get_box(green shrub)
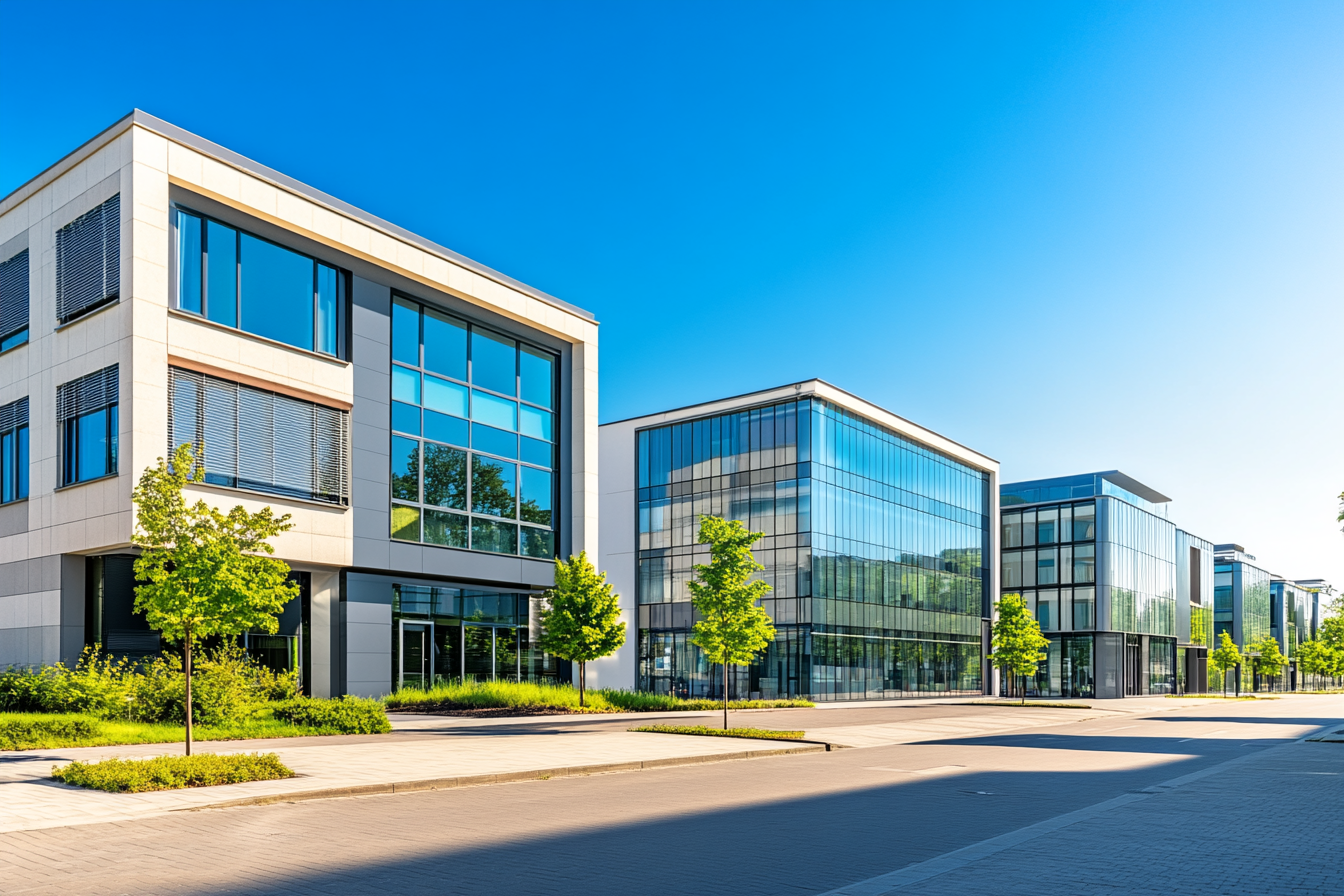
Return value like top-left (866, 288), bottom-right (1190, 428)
top-left (0, 648), bottom-right (138, 718)
top-left (132, 643), bottom-right (300, 725)
top-left (272, 696), bottom-right (391, 734)
top-left (52, 752), bottom-right (294, 793)
top-left (0, 715), bottom-right (101, 750)
top-left (630, 724), bottom-right (807, 740)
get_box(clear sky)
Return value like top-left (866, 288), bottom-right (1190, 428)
top-left (2, 2), bottom-right (1341, 587)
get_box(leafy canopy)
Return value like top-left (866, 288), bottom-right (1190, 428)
top-left (537, 552), bottom-right (626, 664)
top-left (1210, 631), bottom-right (1243, 679)
top-left (687, 516), bottom-right (775, 667)
top-left (1250, 635), bottom-right (1287, 679)
top-left (991, 593), bottom-right (1049, 677)
top-left (132, 444), bottom-right (298, 643)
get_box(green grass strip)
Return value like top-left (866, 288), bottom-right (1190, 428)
top-left (51, 752), bottom-right (294, 793)
top-left (383, 679), bottom-right (814, 713)
top-left (630, 724), bottom-right (806, 740)
top-left (0, 711), bottom-right (379, 751)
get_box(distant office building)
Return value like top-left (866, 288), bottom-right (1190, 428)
top-left (595, 381), bottom-right (999, 701)
top-left (1000, 472), bottom-right (1215, 698)
top-left (1213, 545), bottom-right (1272, 651)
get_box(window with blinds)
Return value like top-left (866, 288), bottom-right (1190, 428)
top-left (0, 396), bottom-right (28, 504)
top-left (58, 365), bottom-right (119, 486)
top-left (56, 194), bottom-right (120, 325)
top-left (168, 366), bottom-right (350, 505)
top-left (0, 248), bottom-right (28, 352)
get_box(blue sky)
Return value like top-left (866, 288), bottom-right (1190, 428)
top-left (3, 1), bottom-right (1341, 586)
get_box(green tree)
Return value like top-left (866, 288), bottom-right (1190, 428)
top-left (1295, 638), bottom-right (1331, 687)
top-left (132, 444), bottom-right (299, 754)
top-left (990, 594), bottom-right (1049, 704)
top-left (1250, 635), bottom-right (1287, 691)
top-left (537, 552), bottom-right (626, 707)
top-left (687, 516), bottom-right (775, 729)
top-left (1210, 631), bottom-right (1243, 697)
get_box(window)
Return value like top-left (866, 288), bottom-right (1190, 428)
top-left (56, 195), bottom-right (119, 324)
top-left (174, 208), bottom-right (346, 357)
top-left (168, 367), bottom-right (350, 505)
top-left (58, 366), bottom-right (118, 486)
top-left (0, 248), bottom-right (29, 352)
top-left (0, 397), bottom-right (28, 503)
top-left (389, 296), bottom-right (558, 558)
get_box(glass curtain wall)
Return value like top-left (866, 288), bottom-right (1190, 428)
top-left (636, 397), bottom-right (989, 700)
top-left (1104, 498), bottom-right (1177, 638)
top-left (1000, 500), bottom-right (1097, 632)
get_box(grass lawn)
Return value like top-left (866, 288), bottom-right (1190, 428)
top-left (384, 679), bottom-right (815, 714)
top-left (0, 711), bottom-right (378, 751)
top-left (52, 752), bottom-right (294, 793)
top-left (630, 724), bottom-right (808, 741)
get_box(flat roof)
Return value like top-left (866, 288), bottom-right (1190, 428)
top-left (1002, 470), bottom-right (1172, 505)
top-left (0, 109), bottom-right (594, 322)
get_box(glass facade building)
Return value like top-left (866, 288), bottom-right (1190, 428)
top-left (609, 382), bottom-right (997, 702)
top-left (1000, 472), bottom-right (1214, 698)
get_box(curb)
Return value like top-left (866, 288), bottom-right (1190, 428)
top-left (183, 743), bottom-right (827, 811)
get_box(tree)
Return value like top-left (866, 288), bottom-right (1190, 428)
top-left (1210, 631), bottom-right (1243, 697)
top-left (687, 516), bottom-right (775, 729)
top-left (537, 551), bottom-right (626, 707)
top-left (990, 594), bottom-right (1048, 704)
top-left (1296, 638), bottom-right (1330, 688)
top-left (1250, 635), bottom-right (1287, 691)
top-left (132, 444), bottom-right (299, 754)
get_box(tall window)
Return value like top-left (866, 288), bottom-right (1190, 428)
top-left (168, 367), bottom-right (350, 505)
top-left (0, 248), bottom-right (29, 352)
top-left (56, 195), bottom-right (120, 325)
top-left (58, 366), bottom-right (118, 486)
top-left (0, 397), bottom-right (28, 504)
top-left (389, 296), bottom-right (558, 558)
top-left (174, 207), bottom-right (346, 358)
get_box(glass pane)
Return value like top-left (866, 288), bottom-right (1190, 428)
top-left (1037, 508), bottom-right (1058, 545)
top-left (392, 299), bottom-right (420, 366)
top-left (1002, 513), bottom-right (1021, 549)
top-left (424, 376), bottom-right (467, 417)
top-left (471, 329), bottom-right (516, 396)
top-left (519, 466), bottom-right (552, 526)
top-left (206, 220), bottom-right (237, 328)
top-left (1073, 503), bottom-right (1096, 541)
top-left (424, 310), bottom-right (467, 381)
top-left (464, 625), bottom-right (494, 679)
top-left (1074, 545), bottom-right (1096, 583)
top-left (471, 518), bottom-right (518, 555)
top-left (1037, 547), bottom-right (1057, 585)
top-left (519, 405), bottom-right (552, 441)
top-left (472, 455), bottom-right (516, 518)
top-left (495, 626), bottom-right (520, 680)
top-left (519, 346), bottom-right (554, 409)
top-left (522, 526), bottom-right (554, 559)
top-left (176, 211), bottom-right (202, 313)
top-left (240, 234), bottom-right (313, 350)
top-left (391, 504), bottom-right (421, 541)
top-left (424, 509), bottom-right (468, 548)
top-left (471, 390), bottom-right (517, 430)
top-left (1038, 589), bottom-right (1058, 631)
top-left (423, 443), bottom-right (467, 509)
top-left (1022, 510), bottom-right (1036, 547)
top-left (16, 427), bottom-right (26, 498)
top-left (316, 264), bottom-right (338, 356)
top-left (424, 411), bottom-right (468, 447)
top-left (391, 366), bottom-right (421, 405)
top-left (390, 436), bottom-right (420, 502)
top-left (1, 432), bottom-right (11, 503)
top-left (392, 401), bottom-right (421, 435)
top-left (76, 409), bottom-right (109, 481)
top-left (520, 436), bottom-right (553, 469)
top-left (472, 423), bottom-right (517, 460)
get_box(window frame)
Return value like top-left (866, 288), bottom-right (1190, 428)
top-left (60, 404), bottom-right (118, 488)
top-left (0, 247), bottom-right (30, 353)
top-left (0, 399), bottom-right (28, 504)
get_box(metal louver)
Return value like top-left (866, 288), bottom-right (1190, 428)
top-left (0, 248), bottom-right (28, 339)
top-left (168, 366), bottom-right (349, 505)
top-left (56, 194), bottom-right (120, 324)
top-left (0, 396), bottom-right (27, 432)
top-left (57, 365), bottom-right (118, 425)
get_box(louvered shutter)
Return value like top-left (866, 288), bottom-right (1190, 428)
top-left (56, 195), bottom-right (120, 324)
top-left (57, 365), bottom-right (119, 425)
top-left (0, 249), bottom-right (29, 340)
top-left (0, 396), bottom-right (27, 432)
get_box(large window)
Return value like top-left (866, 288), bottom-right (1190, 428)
top-left (168, 367), bottom-right (350, 505)
top-left (56, 195), bottom-right (120, 325)
top-left (0, 248), bottom-right (29, 352)
top-left (389, 296), bottom-right (558, 558)
top-left (58, 366), bottom-right (118, 486)
top-left (174, 208), bottom-right (346, 357)
top-left (0, 397), bottom-right (28, 503)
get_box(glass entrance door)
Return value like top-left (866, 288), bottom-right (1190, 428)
top-left (399, 621), bottom-right (433, 689)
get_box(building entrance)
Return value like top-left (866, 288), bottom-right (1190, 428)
top-left (399, 620), bottom-right (433, 690)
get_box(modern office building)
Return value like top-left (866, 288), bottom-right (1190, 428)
top-left (0, 111), bottom-right (598, 696)
top-left (594, 381), bottom-right (999, 701)
top-left (1000, 472), bottom-right (1215, 698)
top-left (1212, 545), bottom-right (1272, 654)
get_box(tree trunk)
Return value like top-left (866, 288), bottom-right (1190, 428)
top-left (723, 662), bottom-right (729, 730)
top-left (1020, 673), bottom-right (1025, 706)
top-left (579, 661), bottom-right (585, 708)
top-left (184, 628), bottom-right (193, 757)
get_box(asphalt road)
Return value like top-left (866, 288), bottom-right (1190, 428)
top-left (2, 695), bottom-right (1340, 896)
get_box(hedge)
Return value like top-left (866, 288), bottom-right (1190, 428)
top-left (52, 752), bottom-right (294, 793)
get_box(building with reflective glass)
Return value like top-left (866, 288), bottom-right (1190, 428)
top-left (594, 381), bottom-right (999, 701)
top-left (1000, 472), bottom-right (1215, 698)
top-left (0, 112), bottom-right (598, 695)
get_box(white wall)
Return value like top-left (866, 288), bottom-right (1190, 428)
top-left (588, 419), bottom-right (638, 690)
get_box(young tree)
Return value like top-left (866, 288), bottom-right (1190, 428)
top-left (990, 594), bottom-right (1049, 705)
top-left (1250, 635), bottom-right (1287, 691)
top-left (133, 444), bottom-right (299, 754)
top-left (537, 551), bottom-right (626, 708)
top-left (1210, 631), bottom-right (1243, 697)
top-left (1295, 638), bottom-right (1329, 689)
top-left (687, 516), bottom-right (775, 729)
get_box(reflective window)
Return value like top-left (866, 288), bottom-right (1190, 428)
top-left (0, 398), bottom-right (28, 504)
top-left (58, 366), bottom-right (118, 487)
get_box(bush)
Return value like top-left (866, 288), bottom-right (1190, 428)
top-left (0, 648), bottom-right (137, 718)
top-left (272, 696), bottom-right (391, 734)
top-left (52, 752), bottom-right (294, 793)
top-left (630, 724), bottom-right (807, 740)
top-left (0, 715), bottom-right (101, 750)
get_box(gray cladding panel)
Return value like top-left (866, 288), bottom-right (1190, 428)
top-left (0, 556), bottom-right (60, 598)
top-left (0, 502), bottom-right (28, 539)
